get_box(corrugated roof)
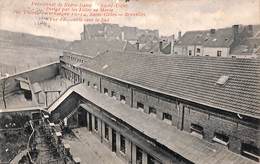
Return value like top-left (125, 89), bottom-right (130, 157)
top-left (80, 51), bottom-right (260, 118)
top-left (64, 39), bottom-right (126, 58)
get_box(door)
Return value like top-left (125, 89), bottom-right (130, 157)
top-left (112, 128), bottom-right (117, 152)
top-left (78, 109), bottom-right (87, 127)
top-left (88, 113), bottom-right (92, 131)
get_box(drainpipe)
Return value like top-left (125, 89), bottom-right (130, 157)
top-left (99, 77), bottom-right (102, 93)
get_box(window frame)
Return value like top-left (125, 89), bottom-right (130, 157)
top-left (120, 135), bottom-right (126, 154)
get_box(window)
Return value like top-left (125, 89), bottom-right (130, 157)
top-left (213, 132), bottom-right (229, 146)
top-left (87, 81), bottom-right (90, 86)
top-left (241, 143), bottom-right (260, 162)
top-left (163, 113), bottom-right (172, 121)
top-left (148, 154), bottom-right (161, 164)
top-left (104, 123), bottom-right (109, 140)
top-left (111, 91), bottom-right (116, 99)
top-left (104, 88), bottom-right (108, 95)
top-left (137, 102), bottom-right (144, 110)
top-left (190, 123), bottom-right (203, 138)
top-left (217, 50), bottom-right (222, 57)
top-left (120, 95), bottom-right (126, 104)
top-left (136, 146), bottom-right (143, 164)
top-left (120, 135), bottom-right (126, 154)
top-left (188, 50), bottom-right (192, 56)
top-left (94, 116), bottom-right (98, 131)
top-left (196, 48), bottom-right (201, 53)
top-left (149, 107), bottom-right (157, 115)
top-left (163, 113), bottom-right (172, 125)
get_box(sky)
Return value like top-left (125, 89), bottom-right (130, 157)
top-left (0, 0), bottom-right (259, 41)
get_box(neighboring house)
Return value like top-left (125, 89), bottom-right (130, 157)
top-left (174, 25), bottom-right (260, 58)
top-left (230, 25), bottom-right (260, 58)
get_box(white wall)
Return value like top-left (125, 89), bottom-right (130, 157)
top-left (203, 47), bottom-right (230, 57)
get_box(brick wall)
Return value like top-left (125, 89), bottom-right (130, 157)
top-left (183, 105), bottom-right (260, 153)
top-left (78, 69), bottom-right (260, 158)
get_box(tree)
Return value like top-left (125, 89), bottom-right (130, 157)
top-left (1, 73), bottom-right (9, 109)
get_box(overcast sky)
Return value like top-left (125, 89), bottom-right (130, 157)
top-left (0, 0), bottom-right (259, 40)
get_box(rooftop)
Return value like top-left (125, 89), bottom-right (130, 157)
top-left (80, 51), bottom-right (260, 118)
top-left (48, 84), bottom-right (258, 164)
top-left (175, 28), bottom-right (234, 47)
top-left (64, 39), bottom-right (126, 58)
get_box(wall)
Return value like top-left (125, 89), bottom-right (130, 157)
top-left (173, 45), bottom-right (185, 55)
top-left (203, 47), bottom-right (230, 57)
top-left (182, 105), bottom-right (260, 154)
top-left (50, 92), bottom-right (81, 123)
top-left (0, 62), bottom-right (59, 99)
top-left (101, 77), bottom-right (132, 106)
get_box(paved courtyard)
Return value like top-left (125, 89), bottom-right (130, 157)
top-left (63, 128), bottom-right (123, 164)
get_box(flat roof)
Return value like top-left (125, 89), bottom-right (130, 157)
top-left (48, 84), bottom-right (257, 164)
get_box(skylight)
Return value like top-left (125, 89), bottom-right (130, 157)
top-left (212, 38), bottom-right (217, 42)
top-left (216, 75), bottom-right (229, 85)
top-left (102, 64), bottom-right (109, 70)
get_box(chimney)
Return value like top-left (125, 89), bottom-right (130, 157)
top-left (210, 29), bottom-right (216, 34)
top-left (121, 31), bottom-right (125, 41)
top-left (232, 24), bottom-right (239, 43)
top-left (136, 40), bottom-right (140, 51)
top-left (171, 34), bottom-right (175, 55)
top-left (83, 25), bottom-right (87, 40)
top-left (159, 41), bottom-right (163, 52)
top-left (248, 25), bottom-right (253, 37)
top-left (178, 31), bottom-right (182, 40)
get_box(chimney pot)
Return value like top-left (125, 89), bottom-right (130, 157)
top-left (210, 29), bottom-right (216, 34)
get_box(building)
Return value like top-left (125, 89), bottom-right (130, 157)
top-left (60, 39), bottom-right (126, 84)
top-left (174, 24), bottom-right (260, 58)
top-left (56, 50), bottom-right (260, 163)
top-left (81, 23), bottom-right (159, 42)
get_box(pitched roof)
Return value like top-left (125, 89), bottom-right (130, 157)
top-left (80, 51), bottom-right (260, 118)
top-left (64, 39), bottom-right (126, 58)
top-left (176, 28), bottom-right (234, 47)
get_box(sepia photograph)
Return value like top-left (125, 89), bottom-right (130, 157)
top-left (0, 0), bottom-right (259, 163)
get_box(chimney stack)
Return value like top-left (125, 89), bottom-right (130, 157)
top-left (210, 29), bottom-right (216, 34)
top-left (136, 40), bottom-right (140, 51)
top-left (248, 25), bottom-right (253, 37)
top-left (171, 34), bottom-right (175, 55)
top-left (232, 25), bottom-right (239, 43)
top-left (178, 31), bottom-right (182, 40)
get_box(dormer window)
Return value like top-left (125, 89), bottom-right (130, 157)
top-left (216, 75), bottom-right (229, 86)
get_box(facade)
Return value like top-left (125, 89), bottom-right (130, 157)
top-left (174, 25), bottom-right (260, 58)
top-left (57, 51), bottom-right (260, 163)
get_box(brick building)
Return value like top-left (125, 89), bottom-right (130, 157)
top-left (55, 50), bottom-right (260, 163)
top-left (60, 39), bottom-right (126, 84)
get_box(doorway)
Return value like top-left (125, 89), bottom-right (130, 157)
top-left (112, 128), bottom-right (117, 152)
top-left (78, 109), bottom-right (87, 127)
top-left (88, 113), bottom-right (92, 131)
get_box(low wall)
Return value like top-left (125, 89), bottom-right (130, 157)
top-left (0, 62), bottom-right (60, 99)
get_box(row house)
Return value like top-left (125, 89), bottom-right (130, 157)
top-left (174, 24), bottom-right (259, 58)
top-left (56, 50), bottom-right (260, 163)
